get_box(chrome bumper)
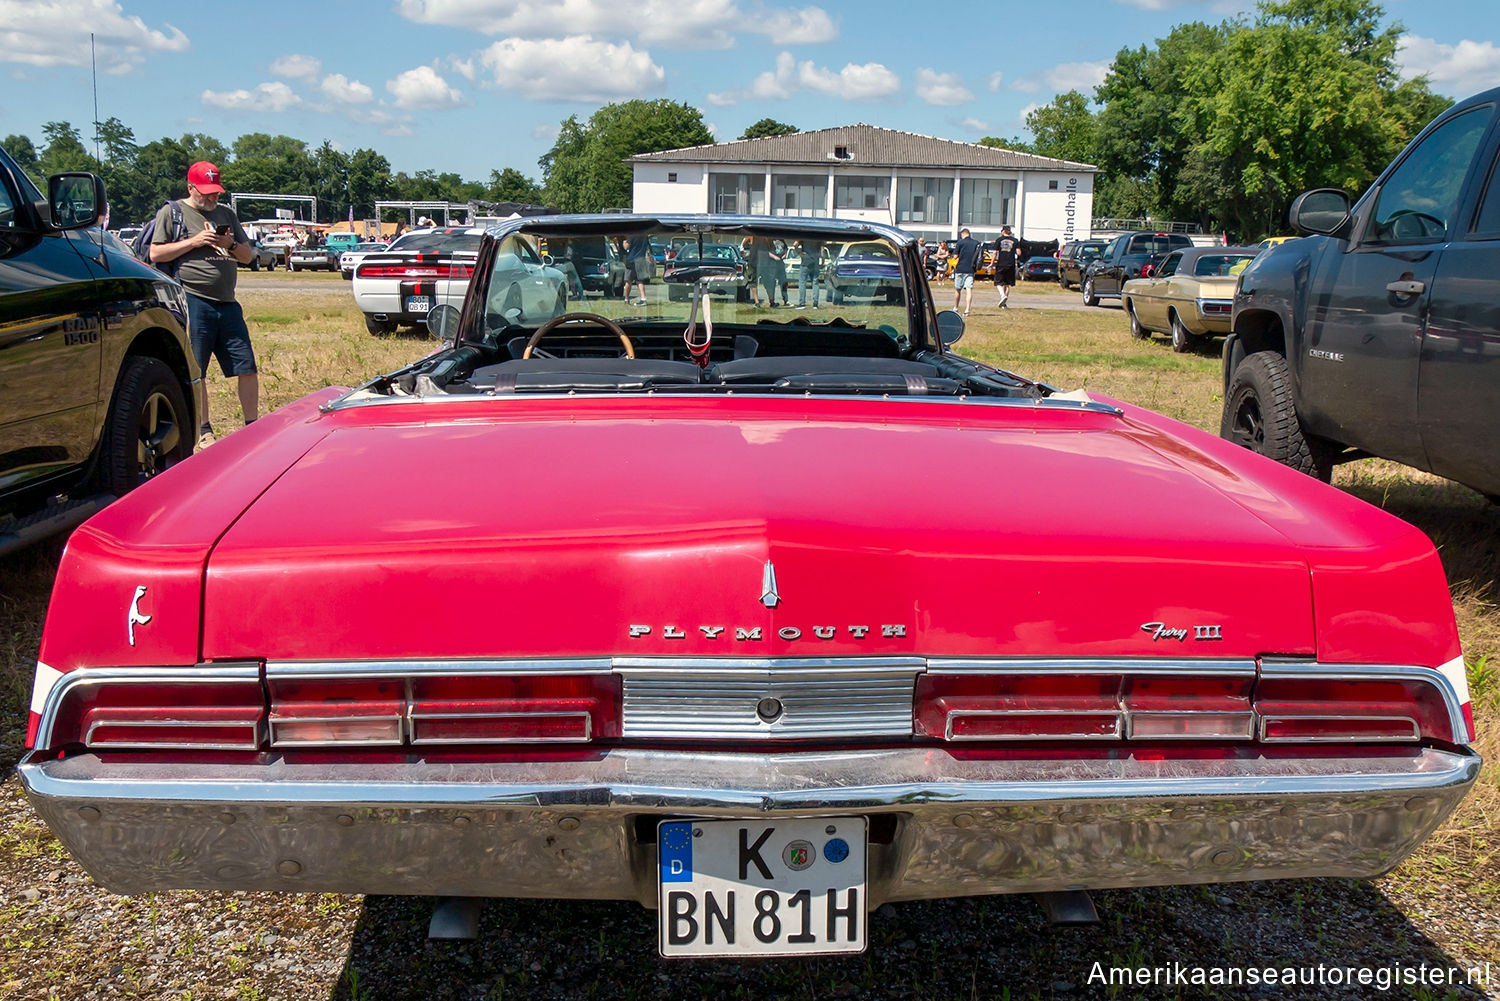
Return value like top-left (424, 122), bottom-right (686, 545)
top-left (19, 747), bottom-right (1479, 905)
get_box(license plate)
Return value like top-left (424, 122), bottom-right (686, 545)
top-left (406, 295), bottom-right (431, 313)
top-left (658, 817), bottom-right (866, 957)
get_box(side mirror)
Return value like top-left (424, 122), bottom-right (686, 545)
top-left (1288, 188), bottom-right (1351, 237)
top-left (426, 303), bottom-right (461, 344)
top-left (47, 173), bottom-right (106, 230)
top-left (936, 309), bottom-right (965, 346)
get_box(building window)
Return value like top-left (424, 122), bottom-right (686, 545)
top-left (709, 172), bottom-right (766, 214)
top-left (895, 177), bottom-right (953, 225)
top-left (771, 173), bottom-right (827, 217)
top-left (667, 172), bottom-right (678, 183)
top-left (959, 177), bottom-right (1017, 227)
top-left (1048, 179), bottom-right (1059, 190)
top-left (834, 145), bottom-right (849, 159)
top-left (834, 175), bottom-right (887, 211)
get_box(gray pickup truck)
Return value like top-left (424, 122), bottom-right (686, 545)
top-left (1221, 86), bottom-right (1500, 500)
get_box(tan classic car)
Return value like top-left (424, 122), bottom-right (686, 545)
top-left (1122, 246), bottom-right (1260, 352)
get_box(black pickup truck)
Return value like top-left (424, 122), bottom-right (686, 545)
top-left (1080, 231), bottom-right (1194, 306)
top-left (1221, 86), bottom-right (1500, 499)
top-left (0, 146), bottom-right (199, 554)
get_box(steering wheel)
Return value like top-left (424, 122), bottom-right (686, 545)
top-left (522, 312), bottom-right (635, 359)
top-left (1384, 209), bottom-right (1445, 241)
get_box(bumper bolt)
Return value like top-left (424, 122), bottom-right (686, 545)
top-left (218, 812), bottom-right (236, 825)
top-left (1209, 849), bottom-right (1235, 867)
top-left (276, 859), bottom-right (303, 877)
top-left (77, 806), bottom-right (100, 821)
top-left (336, 814), bottom-right (354, 827)
top-left (1404, 796), bottom-right (1429, 812)
top-left (953, 813), bottom-right (975, 828)
top-left (558, 817), bottom-right (581, 832)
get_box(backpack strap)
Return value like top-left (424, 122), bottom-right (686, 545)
top-left (168, 200), bottom-right (186, 243)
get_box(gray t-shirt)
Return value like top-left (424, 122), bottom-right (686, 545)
top-left (152, 199), bottom-right (248, 302)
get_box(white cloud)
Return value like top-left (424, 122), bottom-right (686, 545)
top-left (745, 50), bottom-right (898, 101)
top-left (201, 81), bottom-right (301, 112)
top-left (916, 68), bottom-right (973, 106)
top-left (959, 116), bottom-right (989, 132)
top-left (1009, 60), bottom-right (1110, 97)
top-left (0, 0), bottom-right (188, 72)
top-left (1398, 34), bottom-right (1500, 92)
top-left (706, 90), bottom-right (739, 107)
top-left (1114, 0), bottom-right (1187, 8)
top-left (396, 0), bottom-right (835, 49)
top-left (320, 73), bottom-right (374, 104)
top-left (755, 6), bottom-right (838, 44)
top-left (532, 122), bottom-right (560, 141)
top-left (270, 53), bottom-right (321, 80)
top-left (386, 65), bottom-right (466, 109)
top-left (478, 36), bottom-right (665, 101)
top-left (988, 71), bottom-right (1003, 92)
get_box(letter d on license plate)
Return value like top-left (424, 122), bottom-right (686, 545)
top-left (657, 817), bottom-right (866, 957)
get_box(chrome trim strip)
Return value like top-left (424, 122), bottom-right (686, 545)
top-left (408, 710), bottom-right (593, 745)
top-left (944, 709), bottom-right (1123, 742)
top-left (265, 658), bottom-right (614, 679)
top-left (321, 390), bottom-right (1125, 418)
top-left (1259, 715), bottom-right (1421, 744)
top-left (926, 658), bottom-right (1258, 676)
top-left (613, 656), bottom-right (925, 673)
top-left (34, 664), bottom-right (262, 750)
top-left (83, 718), bottom-right (264, 753)
top-left (1125, 710), bottom-right (1256, 741)
top-left (1259, 660), bottom-right (1470, 746)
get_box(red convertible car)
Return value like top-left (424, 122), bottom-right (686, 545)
top-left (21, 215), bottom-right (1479, 958)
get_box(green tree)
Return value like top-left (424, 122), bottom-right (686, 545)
top-left (347, 148), bottom-right (394, 220)
top-left (541, 100), bottom-right (714, 212)
top-left (486, 167), bottom-right (544, 204)
top-left (739, 118), bottom-right (798, 140)
top-left (2, 134), bottom-right (39, 176)
top-left (39, 121), bottom-right (93, 174)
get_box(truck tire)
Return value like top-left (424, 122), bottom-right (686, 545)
top-left (1082, 277), bottom-right (1098, 308)
top-left (94, 356), bottom-right (193, 496)
top-left (1221, 351), bottom-right (1332, 481)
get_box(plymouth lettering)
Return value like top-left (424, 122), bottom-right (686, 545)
top-left (629, 624), bottom-right (908, 641)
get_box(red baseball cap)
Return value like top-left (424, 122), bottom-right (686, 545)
top-left (187, 161), bottom-right (225, 194)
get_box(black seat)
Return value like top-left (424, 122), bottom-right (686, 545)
top-left (470, 357), bottom-right (704, 393)
top-left (710, 356), bottom-right (940, 384)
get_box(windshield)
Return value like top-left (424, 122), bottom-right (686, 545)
top-left (472, 223), bottom-right (916, 347)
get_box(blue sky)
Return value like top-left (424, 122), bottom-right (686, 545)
top-left (3, 0), bottom-right (1498, 183)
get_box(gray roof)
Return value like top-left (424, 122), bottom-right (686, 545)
top-left (631, 124), bottom-right (1096, 172)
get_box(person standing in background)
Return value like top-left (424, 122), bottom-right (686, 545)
top-left (149, 161), bottom-right (255, 449)
top-left (796, 238), bottom-right (824, 308)
top-left (993, 225), bottom-right (1020, 308)
top-left (951, 227), bottom-right (980, 315)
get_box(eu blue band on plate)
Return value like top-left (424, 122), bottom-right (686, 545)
top-left (659, 822), bottom-right (694, 883)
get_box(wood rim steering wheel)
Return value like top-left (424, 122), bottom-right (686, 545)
top-left (522, 312), bottom-right (635, 359)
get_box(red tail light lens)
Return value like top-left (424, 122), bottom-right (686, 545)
top-left (409, 675), bottom-right (621, 744)
top-left (50, 679), bottom-right (265, 751)
top-left (356, 263), bottom-right (473, 280)
top-left (915, 674), bottom-right (1122, 741)
top-left (1254, 678), bottom-right (1448, 743)
top-left (269, 678), bottom-right (405, 746)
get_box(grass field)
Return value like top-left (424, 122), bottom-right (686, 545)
top-left (0, 272), bottom-right (1494, 999)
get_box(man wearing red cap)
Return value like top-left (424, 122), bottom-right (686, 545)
top-left (150, 160), bottom-right (256, 449)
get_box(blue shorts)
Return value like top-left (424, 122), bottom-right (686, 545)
top-left (953, 273), bottom-right (975, 290)
top-left (186, 293), bottom-right (257, 378)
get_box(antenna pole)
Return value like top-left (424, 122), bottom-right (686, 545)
top-left (91, 33), bottom-right (101, 169)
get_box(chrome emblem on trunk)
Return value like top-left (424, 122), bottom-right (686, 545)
top-left (128, 585), bottom-right (152, 647)
top-left (1141, 621), bottom-right (1223, 642)
top-left (760, 561), bottom-right (780, 608)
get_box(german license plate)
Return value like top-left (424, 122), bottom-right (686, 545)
top-left (406, 294), bottom-right (431, 313)
top-left (658, 817), bottom-right (866, 957)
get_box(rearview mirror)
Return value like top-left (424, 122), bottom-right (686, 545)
top-left (426, 303), bottom-right (461, 343)
top-left (936, 309), bottom-right (965, 346)
top-left (47, 173), bottom-right (105, 230)
top-left (1288, 189), bottom-right (1351, 237)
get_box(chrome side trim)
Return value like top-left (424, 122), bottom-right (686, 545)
top-left (1259, 659), bottom-right (1470, 746)
top-left (82, 718), bottom-right (264, 753)
top-left (1259, 715), bottom-right (1421, 743)
top-left (34, 664), bottom-right (262, 750)
top-left (926, 658), bottom-right (1258, 676)
top-left (408, 710), bottom-right (593, 745)
top-left (944, 709), bottom-right (1123, 742)
top-left (265, 658), bottom-right (614, 679)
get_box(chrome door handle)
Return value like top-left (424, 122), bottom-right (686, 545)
top-left (1386, 279), bottom-right (1425, 296)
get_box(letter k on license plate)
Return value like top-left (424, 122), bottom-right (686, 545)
top-left (657, 817), bottom-right (866, 957)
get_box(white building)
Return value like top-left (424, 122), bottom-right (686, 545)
top-left (630, 124), bottom-right (1096, 247)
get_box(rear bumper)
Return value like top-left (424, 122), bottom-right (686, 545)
top-left (20, 746), bottom-right (1478, 905)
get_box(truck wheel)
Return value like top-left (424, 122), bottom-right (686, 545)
top-left (1127, 301), bottom-right (1147, 339)
top-left (94, 356), bottom-right (193, 496)
top-left (1169, 312), bottom-right (1193, 352)
top-left (1082, 277), bottom-right (1098, 308)
top-left (1059, 272), bottom-right (1071, 290)
top-left (1221, 351), bottom-right (1332, 481)
top-left (365, 315), bottom-right (397, 336)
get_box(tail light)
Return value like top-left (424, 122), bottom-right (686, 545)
top-left (915, 667), bottom-right (1458, 745)
top-left (46, 676), bottom-right (264, 751)
top-left (356, 262), bottom-right (473, 280)
top-left (268, 677), bottom-right (405, 746)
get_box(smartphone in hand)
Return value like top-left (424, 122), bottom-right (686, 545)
top-left (215, 224), bottom-right (232, 235)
